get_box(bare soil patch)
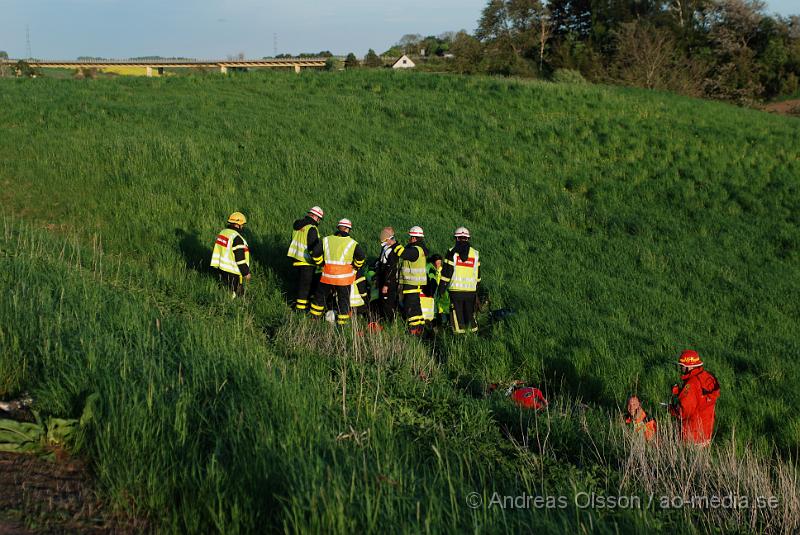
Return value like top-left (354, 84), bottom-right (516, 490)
top-left (0, 452), bottom-right (142, 534)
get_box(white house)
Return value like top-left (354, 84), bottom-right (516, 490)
top-left (391, 55), bottom-right (415, 69)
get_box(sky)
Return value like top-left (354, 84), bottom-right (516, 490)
top-left (0, 0), bottom-right (797, 59)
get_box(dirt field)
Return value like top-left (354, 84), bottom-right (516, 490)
top-left (0, 452), bottom-right (141, 534)
top-left (763, 98), bottom-right (800, 116)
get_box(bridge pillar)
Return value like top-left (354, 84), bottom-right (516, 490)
top-left (294, 64), bottom-right (301, 73)
top-left (145, 66), bottom-right (153, 77)
top-left (220, 65), bottom-right (228, 74)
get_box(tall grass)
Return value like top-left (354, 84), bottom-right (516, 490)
top-left (1, 71), bottom-right (799, 532)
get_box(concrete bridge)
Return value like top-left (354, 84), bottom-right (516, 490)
top-left (4, 58), bottom-right (328, 75)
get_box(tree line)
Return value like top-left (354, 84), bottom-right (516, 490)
top-left (374, 0), bottom-right (799, 103)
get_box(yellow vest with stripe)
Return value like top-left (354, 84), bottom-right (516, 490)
top-left (420, 294), bottom-right (435, 321)
top-left (399, 245), bottom-right (427, 286)
top-left (449, 247), bottom-right (479, 292)
top-left (320, 235), bottom-right (358, 286)
top-left (210, 228), bottom-right (250, 275)
top-left (287, 223), bottom-right (316, 266)
top-left (350, 275), bottom-right (366, 308)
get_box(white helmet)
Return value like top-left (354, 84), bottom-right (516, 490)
top-left (308, 206), bottom-right (324, 219)
top-left (337, 218), bottom-right (353, 230)
top-left (408, 226), bottom-right (424, 238)
top-left (454, 226), bottom-right (470, 239)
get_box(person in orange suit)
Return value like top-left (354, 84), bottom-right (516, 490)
top-left (625, 395), bottom-right (657, 442)
top-left (669, 350), bottom-right (720, 446)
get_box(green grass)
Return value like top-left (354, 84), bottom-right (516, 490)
top-left (1, 70), bottom-right (799, 533)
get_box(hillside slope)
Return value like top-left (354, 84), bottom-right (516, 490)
top-left (1, 71), bottom-right (799, 533)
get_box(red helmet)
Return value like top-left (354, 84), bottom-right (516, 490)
top-left (511, 387), bottom-right (548, 410)
top-left (677, 349), bottom-right (703, 368)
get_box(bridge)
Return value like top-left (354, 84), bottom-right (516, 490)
top-left (3, 58), bottom-right (328, 75)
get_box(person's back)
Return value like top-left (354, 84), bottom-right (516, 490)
top-left (680, 368), bottom-right (719, 443)
top-left (670, 350), bottom-right (720, 446)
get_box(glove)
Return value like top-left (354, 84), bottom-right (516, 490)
top-left (671, 384), bottom-right (680, 396)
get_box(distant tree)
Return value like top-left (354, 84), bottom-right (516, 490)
top-left (476, 0), bottom-right (551, 74)
top-left (0, 52), bottom-right (9, 77)
top-left (14, 60), bottom-right (35, 77)
top-left (318, 50), bottom-right (334, 58)
top-left (398, 34), bottom-right (423, 54)
top-left (438, 31), bottom-right (458, 43)
top-left (324, 57), bottom-right (337, 71)
top-left (610, 20), bottom-right (707, 96)
top-left (364, 49), bottom-right (382, 67)
top-left (344, 52), bottom-right (360, 69)
top-left (382, 45), bottom-right (404, 57)
top-left (450, 31), bottom-right (485, 73)
top-left (705, 0), bottom-right (767, 102)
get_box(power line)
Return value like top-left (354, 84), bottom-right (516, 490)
top-left (273, 33), bottom-right (277, 57)
top-left (26, 25), bottom-right (32, 59)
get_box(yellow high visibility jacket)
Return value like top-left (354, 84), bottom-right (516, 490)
top-left (420, 293), bottom-right (435, 321)
top-left (447, 247), bottom-right (480, 292)
top-left (400, 245), bottom-right (427, 286)
top-left (350, 274), bottom-right (366, 308)
top-left (287, 223), bottom-right (317, 266)
top-left (210, 228), bottom-right (250, 275)
top-left (320, 235), bottom-right (358, 286)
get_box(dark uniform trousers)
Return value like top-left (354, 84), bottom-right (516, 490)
top-left (311, 284), bottom-right (352, 325)
top-left (401, 284), bottom-right (425, 328)
top-left (450, 291), bottom-right (478, 333)
top-left (293, 265), bottom-right (316, 311)
top-left (218, 271), bottom-right (244, 297)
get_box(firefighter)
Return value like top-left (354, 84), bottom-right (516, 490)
top-left (210, 212), bottom-right (250, 298)
top-left (309, 218), bottom-right (366, 326)
top-left (391, 226), bottom-right (429, 335)
top-left (438, 227), bottom-right (481, 334)
top-left (374, 227), bottom-right (399, 320)
top-left (287, 206), bottom-right (324, 312)
top-left (625, 396), bottom-right (657, 442)
top-left (669, 350), bottom-right (720, 446)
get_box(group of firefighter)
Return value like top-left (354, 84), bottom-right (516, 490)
top-left (287, 206), bottom-right (481, 335)
top-left (210, 209), bottom-right (720, 447)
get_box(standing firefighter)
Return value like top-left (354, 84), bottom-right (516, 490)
top-left (287, 206), bottom-right (324, 312)
top-left (374, 227), bottom-right (399, 320)
top-left (309, 218), bottom-right (366, 326)
top-left (391, 226), bottom-right (429, 335)
top-left (438, 227), bottom-right (481, 333)
top-left (210, 212), bottom-right (251, 298)
top-left (669, 350), bottom-right (720, 446)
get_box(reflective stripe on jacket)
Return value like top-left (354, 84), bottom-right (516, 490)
top-left (210, 228), bottom-right (249, 275)
top-left (287, 223), bottom-right (316, 265)
top-left (420, 293), bottom-right (435, 321)
top-left (447, 247), bottom-right (479, 292)
top-left (320, 236), bottom-right (358, 286)
top-left (400, 245), bottom-right (427, 285)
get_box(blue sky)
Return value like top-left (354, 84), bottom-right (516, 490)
top-left (0, 0), bottom-right (796, 59)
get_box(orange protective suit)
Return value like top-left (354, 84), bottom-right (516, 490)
top-left (669, 367), bottom-right (720, 446)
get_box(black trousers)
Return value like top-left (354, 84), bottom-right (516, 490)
top-left (401, 284), bottom-right (425, 328)
top-left (450, 291), bottom-right (477, 333)
top-left (217, 270), bottom-right (244, 297)
top-left (293, 264), bottom-right (316, 311)
top-left (311, 283), bottom-right (351, 325)
top-left (380, 284), bottom-right (398, 320)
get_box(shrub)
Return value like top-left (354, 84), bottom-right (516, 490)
top-left (552, 68), bottom-right (587, 84)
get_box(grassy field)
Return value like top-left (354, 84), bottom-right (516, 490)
top-left (1, 70), bottom-right (799, 533)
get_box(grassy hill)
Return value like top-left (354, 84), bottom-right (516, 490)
top-left (1, 71), bottom-right (799, 533)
